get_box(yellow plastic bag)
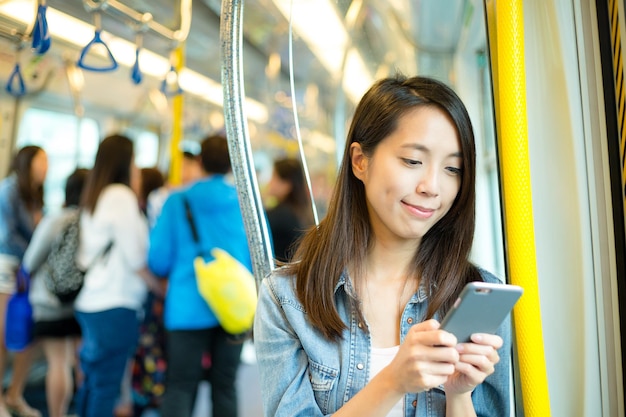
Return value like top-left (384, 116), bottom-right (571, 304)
top-left (194, 248), bottom-right (257, 335)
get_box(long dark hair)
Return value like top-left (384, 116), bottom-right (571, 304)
top-left (11, 145), bottom-right (45, 212)
top-left (64, 168), bottom-right (89, 208)
top-left (273, 157), bottom-right (313, 226)
top-left (81, 134), bottom-right (134, 214)
top-left (286, 75), bottom-right (480, 340)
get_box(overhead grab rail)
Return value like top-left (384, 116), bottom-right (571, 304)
top-left (0, 0), bottom-right (48, 55)
top-left (0, 26), bottom-right (26, 44)
top-left (81, 0), bottom-right (192, 44)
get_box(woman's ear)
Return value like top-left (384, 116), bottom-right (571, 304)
top-left (350, 142), bottom-right (367, 181)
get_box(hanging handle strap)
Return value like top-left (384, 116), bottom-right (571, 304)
top-left (32, 3), bottom-right (51, 55)
top-left (131, 46), bottom-right (142, 84)
top-left (5, 63), bottom-right (26, 97)
top-left (160, 65), bottom-right (183, 97)
top-left (77, 29), bottom-right (118, 72)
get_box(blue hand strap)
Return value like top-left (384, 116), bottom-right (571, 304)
top-left (160, 65), bottom-right (183, 96)
top-left (131, 47), bottom-right (142, 84)
top-left (32, 4), bottom-right (51, 55)
top-left (77, 30), bottom-right (118, 72)
top-left (5, 63), bottom-right (26, 97)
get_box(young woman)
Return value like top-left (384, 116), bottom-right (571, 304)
top-left (22, 168), bottom-right (88, 417)
top-left (254, 76), bottom-right (510, 416)
top-left (74, 134), bottom-right (160, 417)
top-left (0, 145), bottom-right (47, 417)
top-left (265, 157), bottom-right (314, 263)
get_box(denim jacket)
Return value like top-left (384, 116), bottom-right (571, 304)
top-left (0, 174), bottom-right (35, 259)
top-left (254, 267), bottom-right (511, 417)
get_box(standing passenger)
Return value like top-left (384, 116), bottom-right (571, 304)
top-left (265, 157), bottom-right (314, 263)
top-left (146, 150), bottom-right (202, 229)
top-left (22, 168), bottom-right (89, 417)
top-left (74, 134), bottom-right (160, 417)
top-left (148, 134), bottom-right (252, 417)
top-left (254, 75), bottom-right (511, 416)
top-left (0, 145), bottom-right (47, 417)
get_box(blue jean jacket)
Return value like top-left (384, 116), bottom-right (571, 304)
top-left (0, 175), bottom-right (34, 259)
top-left (254, 268), bottom-right (511, 417)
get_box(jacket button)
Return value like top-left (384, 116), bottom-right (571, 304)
top-left (358, 322), bottom-right (363, 328)
top-left (356, 363), bottom-right (364, 370)
top-left (407, 317), bottom-right (413, 324)
top-left (412, 400), bottom-right (417, 407)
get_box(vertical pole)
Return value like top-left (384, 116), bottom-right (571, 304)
top-left (489, 0), bottom-right (552, 415)
top-left (168, 45), bottom-right (185, 186)
top-left (220, 0), bottom-right (274, 287)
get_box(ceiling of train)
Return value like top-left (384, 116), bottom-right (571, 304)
top-left (37, 0), bottom-right (475, 94)
top-left (0, 0), bottom-right (485, 157)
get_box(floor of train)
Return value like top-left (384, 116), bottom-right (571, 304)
top-left (7, 341), bottom-right (263, 417)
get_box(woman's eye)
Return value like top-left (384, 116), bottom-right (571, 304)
top-left (446, 166), bottom-right (462, 175)
top-left (402, 158), bottom-right (422, 166)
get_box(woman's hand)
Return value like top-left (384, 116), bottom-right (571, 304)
top-left (443, 333), bottom-right (502, 395)
top-left (383, 319), bottom-right (460, 394)
top-left (137, 267), bottom-right (167, 298)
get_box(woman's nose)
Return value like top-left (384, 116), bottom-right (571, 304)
top-left (416, 167), bottom-right (439, 197)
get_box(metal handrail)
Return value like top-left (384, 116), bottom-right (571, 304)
top-left (221, 0), bottom-right (275, 289)
top-left (82, 0), bottom-right (192, 43)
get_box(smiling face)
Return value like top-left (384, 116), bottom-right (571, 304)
top-left (350, 106), bottom-right (462, 246)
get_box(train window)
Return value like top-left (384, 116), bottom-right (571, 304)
top-left (124, 128), bottom-right (159, 168)
top-left (16, 108), bottom-right (99, 212)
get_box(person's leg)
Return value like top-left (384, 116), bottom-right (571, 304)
top-left (159, 329), bottom-right (208, 417)
top-left (42, 338), bottom-right (74, 417)
top-left (208, 328), bottom-right (243, 417)
top-left (0, 293), bottom-right (12, 417)
top-left (4, 344), bottom-right (41, 417)
top-left (113, 358), bottom-right (134, 417)
top-left (0, 256), bottom-right (18, 417)
top-left (75, 309), bottom-right (138, 417)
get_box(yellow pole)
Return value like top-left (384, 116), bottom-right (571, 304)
top-left (168, 45), bottom-right (185, 186)
top-left (493, 0), bottom-right (552, 415)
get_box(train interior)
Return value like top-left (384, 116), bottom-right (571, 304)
top-left (0, 0), bottom-right (625, 416)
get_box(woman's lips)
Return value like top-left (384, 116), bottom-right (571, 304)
top-left (403, 201), bottom-right (435, 219)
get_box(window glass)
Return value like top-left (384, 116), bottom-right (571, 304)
top-left (16, 108), bottom-right (99, 212)
top-left (124, 128), bottom-right (160, 168)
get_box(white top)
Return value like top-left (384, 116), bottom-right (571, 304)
top-left (370, 345), bottom-right (404, 417)
top-left (74, 184), bottom-right (148, 313)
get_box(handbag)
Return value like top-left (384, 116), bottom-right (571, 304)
top-left (5, 265), bottom-right (34, 351)
top-left (184, 197), bottom-right (257, 335)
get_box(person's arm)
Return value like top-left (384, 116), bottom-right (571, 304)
top-left (254, 276), bottom-right (461, 417)
top-left (147, 193), bottom-right (177, 277)
top-left (334, 320), bottom-right (460, 417)
top-left (0, 184), bottom-right (30, 257)
top-left (21, 213), bottom-right (59, 274)
top-left (137, 266), bottom-right (166, 298)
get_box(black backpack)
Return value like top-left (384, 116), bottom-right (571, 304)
top-left (42, 211), bottom-right (112, 303)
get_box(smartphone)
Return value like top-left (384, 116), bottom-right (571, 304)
top-left (439, 281), bottom-right (523, 343)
